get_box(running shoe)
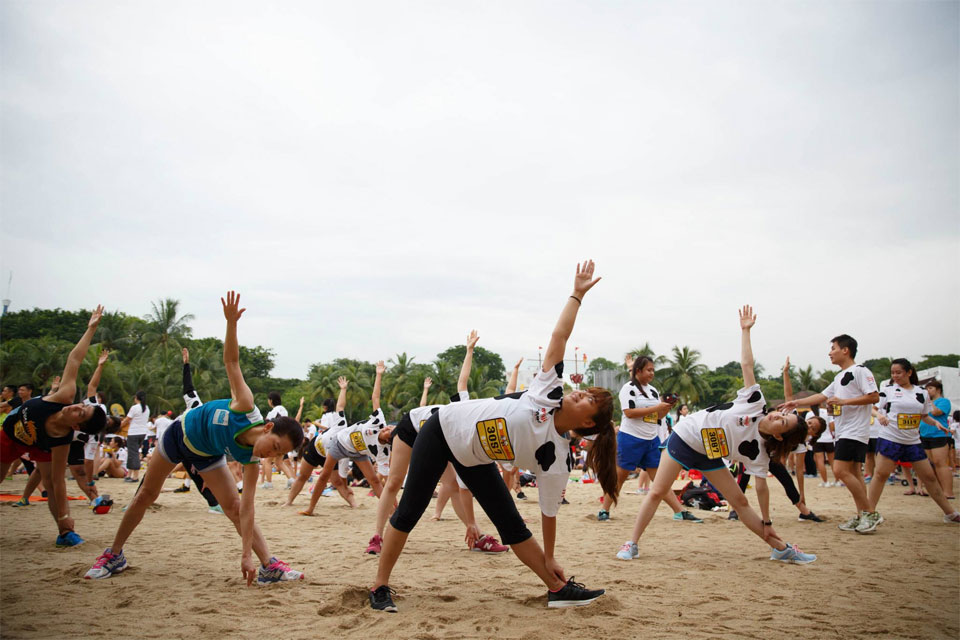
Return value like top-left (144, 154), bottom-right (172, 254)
top-left (855, 511), bottom-right (884, 534)
top-left (10, 497), bottom-right (31, 507)
top-left (516, 491), bottom-right (527, 500)
top-left (286, 478), bottom-right (294, 489)
top-left (56, 531), bottom-right (85, 548)
top-left (597, 509), bottom-right (610, 522)
top-left (257, 557), bottom-right (304, 585)
top-left (728, 511), bottom-right (739, 521)
top-left (837, 514), bottom-right (861, 531)
top-left (943, 512), bottom-right (960, 524)
top-left (321, 486), bottom-right (335, 497)
top-left (366, 534), bottom-right (383, 555)
top-left (208, 504), bottom-right (224, 515)
top-left (260, 482), bottom-right (274, 489)
top-left (173, 485), bottom-right (190, 493)
top-left (561, 497), bottom-right (570, 505)
top-left (85, 548), bottom-right (127, 579)
top-left (674, 510), bottom-right (703, 523)
top-left (472, 534), bottom-right (508, 554)
top-left (616, 541), bottom-right (639, 561)
top-left (547, 577), bottom-right (605, 608)
top-left (798, 512), bottom-right (825, 523)
top-left (863, 475), bottom-right (872, 484)
top-left (123, 477), bottom-right (136, 483)
top-left (770, 543), bottom-right (817, 564)
top-left (370, 585), bottom-right (398, 612)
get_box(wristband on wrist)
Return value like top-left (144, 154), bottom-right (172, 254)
top-left (763, 520), bottom-right (773, 526)
top-left (58, 514), bottom-right (70, 521)
top-left (570, 295), bottom-right (582, 305)
top-left (87, 481), bottom-right (96, 486)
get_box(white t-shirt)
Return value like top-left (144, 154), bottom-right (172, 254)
top-left (438, 362), bottom-right (571, 517)
top-left (618, 381), bottom-right (661, 440)
top-left (266, 405), bottom-right (288, 421)
top-left (809, 410), bottom-right (835, 443)
top-left (126, 403), bottom-right (151, 436)
top-left (307, 424), bottom-right (318, 439)
top-left (335, 408), bottom-right (388, 461)
top-left (322, 410), bottom-right (347, 433)
top-left (673, 384), bottom-right (770, 476)
top-left (821, 364), bottom-right (878, 444)
top-left (154, 416), bottom-right (173, 442)
top-left (877, 383), bottom-right (931, 445)
top-left (409, 391), bottom-right (470, 432)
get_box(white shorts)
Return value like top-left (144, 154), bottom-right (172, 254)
top-left (337, 457), bottom-right (351, 479)
top-left (83, 440), bottom-right (99, 461)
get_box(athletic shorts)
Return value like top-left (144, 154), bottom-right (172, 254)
top-left (867, 438), bottom-right (878, 454)
top-left (301, 436), bottom-right (326, 468)
top-left (812, 442), bottom-right (835, 454)
top-left (616, 431), bottom-right (662, 471)
top-left (876, 438), bottom-right (927, 464)
top-left (156, 420), bottom-right (227, 473)
top-left (68, 440), bottom-right (85, 466)
top-left (83, 439), bottom-right (98, 461)
top-left (921, 437), bottom-right (949, 451)
top-left (0, 430), bottom-right (51, 464)
top-left (665, 433), bottom-right (725, 472)
top-left (834, 438), bottom-right (868, 463)
top-left (338, 457), bottom-right (352, 479)
top-left (393, 413), bottom-right (417, 448)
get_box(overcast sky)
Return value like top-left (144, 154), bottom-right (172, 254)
top-left (2, 1), bottom-right (958, 380)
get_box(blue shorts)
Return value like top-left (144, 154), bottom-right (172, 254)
top-left (876, 438), bottom-right (927, 464)
top-left (157, 420), bottom-right (227, 473)
top-left (665, 433), bottom-right (727, 472)
top-left (616, 431), bottom-right (662, 471)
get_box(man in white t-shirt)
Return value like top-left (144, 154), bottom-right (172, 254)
top-left (783, 334), bottom-right (879, 532)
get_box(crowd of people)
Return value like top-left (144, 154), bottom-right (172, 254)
top-left (2, 261), bottom-right (958, 613)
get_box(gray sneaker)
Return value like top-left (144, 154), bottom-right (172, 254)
top-left (855, 511), bottom-right (884, 534)
top-left (837, 514), bottom-right (861, 531)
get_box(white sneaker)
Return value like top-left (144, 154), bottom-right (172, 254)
top-left (855, 511), bottom-right (884, 534)
top-left (944, 512), bottom-right (960, 524)
top-left (286, 478), bottom-right (294, 489)
top-left (260, 482), bottom-right (274, 489)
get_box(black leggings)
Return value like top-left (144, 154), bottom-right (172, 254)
top-left (737, 462), bottom-right (801, 505)
top-left (389, 414), bottom-right (532, 546)
top-left (182, 362), bottom-right (216, 508)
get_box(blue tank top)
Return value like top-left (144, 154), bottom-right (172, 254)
top-left (182, 399), bottom-right (264, 464)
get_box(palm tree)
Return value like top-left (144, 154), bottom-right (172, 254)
top-left (468, 365), bottom-right (503, 399)
top-left (798, 365), bottom-right (817, 392)
top-left (626, 342), bottom-right (668, 368)
top-left (659, 345), bottom-right (710, 405)
top-left (143, 299), bottom-right (195, 364)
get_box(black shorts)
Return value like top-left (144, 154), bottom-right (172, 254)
top-left (392, 413), bottom-right (417, 448)
top-left (835, 438), bottom-right (868, 463)
top-left (301, 436), bottom-right (326, 468)
top-left (867, 438), bottom-right (878, 454)
top-left (812, 442), bottom-right (835, 454)
top-left (68, 440), bottom-right (85, 466)
top-left (921, 437), bottom-right (949, 451)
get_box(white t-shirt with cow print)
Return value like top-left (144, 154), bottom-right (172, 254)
top-left (618, 381), bottom-right (662, 440)
top-left (672, 384), bottom-right (770, 476)
top-left (439, 363), bottom-right (572, 517)
top-left (820, 364), bottom-right (878, 444)
top-left (878, 383), bottom-right (931, 446)
top-left (334, 408), bottom-right (388, 461)
top-left (409, 391), bottom-right (470, 432)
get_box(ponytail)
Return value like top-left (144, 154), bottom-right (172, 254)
top-left (891, 358), bottom-right (919, 385)
top-left (135, 390), bottom-right (147, 413)
top-left (575, 386), bottom-right (619, 507)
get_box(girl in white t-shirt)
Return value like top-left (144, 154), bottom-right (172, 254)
top-left (369, 261), bottom-right (616, 613)
top-left (124, 392), bottom-right (150, 482)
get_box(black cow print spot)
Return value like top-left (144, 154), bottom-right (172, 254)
top-left (186, 391), bottom-right (198, 399)
top-left (879, 391), bottom-right (886, 398)
top-left (371, 417), bottom-right (380, 426)
top-left (738, 439), bottom-right (760, 460)
top-left (190, 401), bottom-right (200, 409)
top-left (628, 400), bottom-right (636, 409)
top-left (554, 362), bottom-right (564, 376)
top-left (369, 444), bottom-right (378, 457)
top-left (430, 407), bottom-right (439, 414)
top-left (651, 390), bottom-right (659, 399)
top-left (495, 391), bottom-right (525, 401)
top-left (884, 403), bottom-right (891, 413)
top-left (629, 390), bottom-right (636, 397)
top-left (747, 390), bottom-right (762, 403)
top-left (916, 393), bottom-right (924, 404)
top-left (706, 402), bottom-right (734, 413)
top-left (840, 372), bottom-right (855, 386)
top-left (338, 420), bottom-right (346, 427)
top-left (547, 386), bottom-right (563, 401)
top-left (535, 442), bottom-right (557, 472)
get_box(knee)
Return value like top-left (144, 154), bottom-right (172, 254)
top-left (648, 485), bottom-right (670, 500)
top-left (136, 485), bottom-right (162, 504)
top-left (220, 500), bottom-right (241, 520)
top-left (385, 476), bottom-right (402, 493)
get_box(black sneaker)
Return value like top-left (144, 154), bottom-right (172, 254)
top-left (798, 511), bottom-right (825, 523)
top-left (547, 577), bottom-right (605, 608)
top-left (561, 498), bottom-right (570, 505)
top-left (728, 510), bottom-right (739, 521)
top-left (173, 486), bottom-right (190, 493)
top-left (369, 585), bottom-right (398, 613)
top-left (516, 491), bottom-right (527, 500)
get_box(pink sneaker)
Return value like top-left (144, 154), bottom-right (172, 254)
top-left (472, 534), bottom-right (508, 554)
top-left (366, 534), bottom-right (383, 555)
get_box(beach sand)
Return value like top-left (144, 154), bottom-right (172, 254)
top-left (1, 470), bottom-right (957, 640)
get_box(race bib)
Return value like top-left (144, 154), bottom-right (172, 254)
top-left (476, 418), bottom-right (515, 461)
top-left (897, 414), bottom-right (921, 430)
top-left (314, 437), bottom-right (326, 456)
top-left (643, 413), bottom-right (659, 424)
top-left (349, 431), bottom-right (366, 453)
top-left (213, 409), bottom-right (230, 426)
top-left (831, 404), bottom-right (842, 417)
top-left (700, 428), bottom-right (729, 459)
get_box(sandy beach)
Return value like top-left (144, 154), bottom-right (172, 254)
top-left (1, 471), bottom-right (957, 640)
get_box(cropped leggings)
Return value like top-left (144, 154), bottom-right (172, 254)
top-left (389, 413), bottom-right (532, 546)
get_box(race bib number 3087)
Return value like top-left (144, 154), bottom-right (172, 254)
top-left (476, 418), bottom-right (515, 461)
top-left (700, 428), bottom-right (729, 459)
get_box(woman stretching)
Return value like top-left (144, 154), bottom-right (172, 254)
top-left (616, 306), bottom-right (815, 564)
top-left (85, 292), bottom-right (305, 585)
top-left (370, 261), bottom-right (618, 612)
top-left (858, 359), bottom-right (960, 532)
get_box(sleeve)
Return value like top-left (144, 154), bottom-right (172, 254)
top-left (535, 472), bottom-right (567, 518)
top-left (734, 384), bottom-right (765, 412)
top-left (856, 367), bottom-right (878, 394)
top-left (278, 406), bottom-right (288, 417)
top-left (935, 398), bottom-right (951, 417)
top-left (878, 388), bottom-right (889, 415)
top-left (526, 362), bottom-right (565, 410)
top-left (450, 391), bottom-right (470, 403)
top-left (619, 384), bottom-right (636, 411)
top-left (821, 379), bottom-right (837, 399)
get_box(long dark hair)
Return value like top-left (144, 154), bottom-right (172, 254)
top-left (573, 387), bottom-right (618, 507)
top-left (135, 390), bottom-right (147, 412)
top-left (271, 416), bottom-right (305, 450)
top-left (631, 356), bottom-right (654, 398)
top-left (891, 358), bottom-right (919, 385)
top-left (322, 398), bottom-right (336, 413)
top-left (763, 413), bottom-right (808, 464)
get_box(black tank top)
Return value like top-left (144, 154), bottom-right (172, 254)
top-left (2, 397), bottom-right (72, 451)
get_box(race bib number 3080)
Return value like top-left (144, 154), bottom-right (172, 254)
top-left (700, 428), bottom-right (729, 459)
top-left (897, 414), bottom-right (922, 430)
top-left (476, 418), bottom-right (515, 461)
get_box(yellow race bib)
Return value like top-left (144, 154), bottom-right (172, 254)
top-left (700, 428), bottom-right (729, 459)
top-left (349, 431), bottom-right (366, 453)
top-left (314, 437), bottom-right (326, 456)
top-left (897, 414), bottom-right (922, 430)
top-left (643, 412), bottom-right (659, 424)
top-left (831, 404), bottom-right (842, 417)
top-left (476, 418), bottom-right (515, 461)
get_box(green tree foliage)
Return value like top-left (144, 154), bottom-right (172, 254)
top-left (658, 346), bottom-right (710, 405)
top-left (585, 356), bottom-right (619, 385)
top-left (435, 344), bottom-right (505, 380)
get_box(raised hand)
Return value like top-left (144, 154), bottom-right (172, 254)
top-left (221, 291), bottom-right (246, 323)
top-left (88, 305), bottom-right (105, 330)
top-left (783, 356), bottom-right (790, 373)
top-left (376, 360), bottom-right (386, 375)
top-left (299, 396), bottom-right (305, 407)
top-left (625, 354), bottom-right (635, 370)
top-left (337, 376), bottom-right (349, 390)
top-left (572, 260), bottom-right (601, 298)
top-left (423, 377), bottom-right (432, 390)
top-left (182, 347), bottom-right (190, 364)
top-left (98, 350), bottom-right (111, 366)
top-left (513, 358), bottom-right (523, 369)
top-left (466, 330), bottom-right (479, 349)
top-left (739, 305), bottom-right (756, 330)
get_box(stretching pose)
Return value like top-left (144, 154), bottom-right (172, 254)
top-left (297, 362), bottom-right (390, 517)
top-left (616, 306), bottom-right (815, 564)
top-left (85, 292), bottom-right (305, 585)
top-left (370, 261), bottom-right (617, 612)
top-left (0, 307), bottom-right (108, 547)
top-left (597, 355), bottom-right (701, 524)
top-left (859, 359), bottom-right (960, 532)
